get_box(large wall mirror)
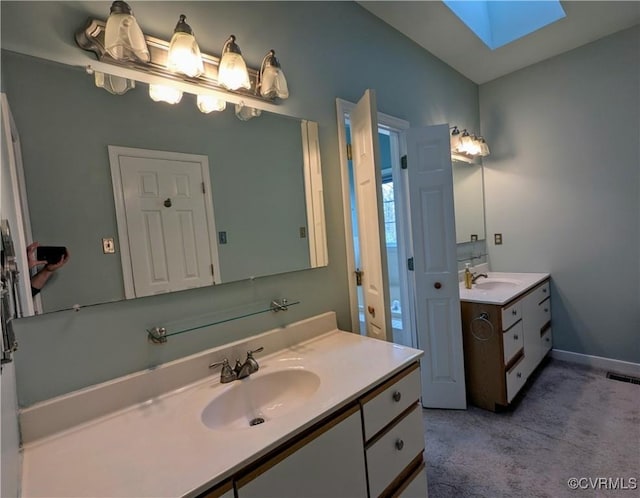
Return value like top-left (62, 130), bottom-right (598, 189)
top-left (452, 160), bottom-right (485, 243)
top-left (2, 50), bottom-right (327, 314)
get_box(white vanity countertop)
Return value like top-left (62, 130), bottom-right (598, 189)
top-left (21, 327), bottom-right (422, 498)
top-left (458, 271), bottom-right (550, 305)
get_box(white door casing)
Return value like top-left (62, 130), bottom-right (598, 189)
top-left (109, 146), bottom-right (220, 298)
top-left (406, 124), bottom-right (467, 409)
top-left (349, 90), bottom-right (391, 341)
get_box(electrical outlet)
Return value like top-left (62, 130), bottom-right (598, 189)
top-left (102, 238), bottom-right (116, 254)
top-left (470, 234), bottom-right (478, 242)
top-left (299, 226), bottom-right (307, 238)
top-left (218, 231), bottom-right (227, 244)
top-left (494, 233), bottom-right (503, 245)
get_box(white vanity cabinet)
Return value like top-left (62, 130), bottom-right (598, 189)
top-left (359, 364), bottom-right (427, 497)
top-left (200, 363), bottom-right (427, 498)
top-left (461, 279), bottom-right (552, 411)
top-left (235, 405), bottom-right (367, 498)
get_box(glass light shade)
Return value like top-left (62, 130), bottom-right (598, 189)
top-left (460, 133), bottom-right (474, 154)
top-left (94, 71), bottom-right (135, 95)
top-left (478, 139), bottom-right (490, 157)
top-left (149, 84), bottom-right (183, 104)
top-left (235, 103), bottom-right (261, 121)
top-left (104, 5), bottom-right (149, 62)
top-left (450, 128), bottom-right (462, 153)
top-left (219, 52), bottom-right (251, 90)
top-left (197, 95), bottom-right (226, 113)
top-left (167, 31), bottom-right (204, 78)
top-left (260, 66), bottom-right (289, 99)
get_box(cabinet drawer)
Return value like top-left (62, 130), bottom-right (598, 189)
top-left (541, 327), bottom-right (552, 357)
top-left (506, 355), bottom-right (527, 403)
top-left (501, 301), bottom-right (522, 330)
top-left (503, 320), bottom-right (524, 364)
top-left (367, 405), bottom-right (424, 498)
top-left (395, 461), bottom-right (427, 498)
top-left (532, 297), bottom-right (551, 330)
top-left (361, 365), bottom-right (421, 441)
top-left (531, 280), bottom-right (550, 305)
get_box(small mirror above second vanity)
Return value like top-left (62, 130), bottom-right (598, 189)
top-left (458, 272), bottom-right (552, 411)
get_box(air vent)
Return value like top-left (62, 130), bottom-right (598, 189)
top-left (606, 372), bottom-right (640, 385)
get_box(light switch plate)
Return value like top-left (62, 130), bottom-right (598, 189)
top-left (102, 238), bottom-right (116, 254)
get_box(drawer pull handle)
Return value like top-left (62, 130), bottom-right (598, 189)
top-left (543, 288), bottom-right (547, 293)
top-left (513, 334), bottom-right (519, 340)
top-left (512, 309), bottom-right (517, 316)
top-left (434, 281), bottom-right (442, 289)
top-left (517, 372), bottom-right (522, 378)
top-left (544, 308), bottom-right (549, 312)
top-left (392, 391), bottom-right (402, 402)
top-left (395, 439), bottom-right (404, 451)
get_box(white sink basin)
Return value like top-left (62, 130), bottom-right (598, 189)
top-left (201, 369), bottom-right (321, 431)
top-left (473, 278), bottom-right (521, 291)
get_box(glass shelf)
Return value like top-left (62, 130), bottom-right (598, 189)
top-left (147, 298), bottom-right (299, 343)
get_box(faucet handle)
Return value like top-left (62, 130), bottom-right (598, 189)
top-left (247, 346), bottom-right (264, 357)
top-left (209, 358), bottom-right (237, 383)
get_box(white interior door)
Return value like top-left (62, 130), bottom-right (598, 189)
top-left (350, 90), bottom-right (391, 341)
top-left (406, 124), bottom-right (467, 409)
top-left (109, 147), bottom-right (220, 298)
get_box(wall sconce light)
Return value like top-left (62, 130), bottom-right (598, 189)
top-left (167, 15), bottom-right (204, 78)
top-left (103, 1), bottom-right (149, 62)
top-left (259, 50), bottom-right (289, 99)
top-left (218, 35), bottom-right (251, 91)
top-left (235, 102), bottom-right (261, 121)
top-left (197, 94), bottom-right (226, 113)
top-left (149, 84), bottom-right (183, 104)
top-left (450, 126), bottom-right (490, 162)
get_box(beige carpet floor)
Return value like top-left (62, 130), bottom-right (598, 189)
top-left (422, 359), bottom-right (640, 498)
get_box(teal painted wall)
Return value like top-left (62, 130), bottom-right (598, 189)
top-left (2, 1), bottom-right (479, 406)
top-left (480, 26), bottom-right (640, 363)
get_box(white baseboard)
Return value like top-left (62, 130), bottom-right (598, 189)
top-left (551, 349), bottom-right (640, 377)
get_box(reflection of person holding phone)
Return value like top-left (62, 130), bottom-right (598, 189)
top-left (26, 242), bottom-right (69, 296)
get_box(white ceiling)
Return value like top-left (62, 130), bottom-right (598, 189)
top-left (358, 1), bottom-right (640, 84)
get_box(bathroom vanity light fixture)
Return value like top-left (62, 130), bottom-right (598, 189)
top-left (258, 50), bottom-right (289, 99)
top-left (450, 126), bottom-right (490, 162)
top-left (75, 11), bottom-right (285, 111)
top-left (166, 15), bottom-right (204, 78)
top-left (197, 94), bottom-right (226, 113)
top-left (103, 1), bottom-right (149, 62)
top-left (149, 84), bottom-right (183, 104)
top-left (235, 102), bottom-right (262, 121)
top-left (218, 35), bottom-right (251, 91)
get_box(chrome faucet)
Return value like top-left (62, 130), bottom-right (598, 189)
top-left (471, 272), bottom-right (488, 284)
top-left (235, 347), bottom-right (264, 379)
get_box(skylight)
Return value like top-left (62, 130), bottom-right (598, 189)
top-left (442, 0), bottom-right (567, 50)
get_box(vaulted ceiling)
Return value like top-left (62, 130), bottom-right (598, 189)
top-left (358, 1), bottom-right (640, 84)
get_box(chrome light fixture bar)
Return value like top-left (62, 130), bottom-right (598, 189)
top-left (75, 18), bottom-right (273, 104)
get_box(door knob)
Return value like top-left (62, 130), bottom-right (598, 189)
top-left (367, 306), bottom-right (375, 317)
top-left (163, 198), bottom-right (172, 208)
top-left (434, 282), bottom-right (442, 289)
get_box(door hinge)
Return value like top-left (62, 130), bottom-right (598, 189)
top-left (407, 257), bottom-right (414, 271)
top-left (211, 264), bottom-right (215, 276)
top-left (355, 268), bottom-right (363, 286)
top-left (401, 155), bottom-right (408, 169)
top-left (346, 143), bottom-right (353, 161)
top-left (202, 182), bottom-right (206, 194)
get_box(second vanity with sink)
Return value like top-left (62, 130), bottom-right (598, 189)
top-left (459, 271), bottom-right (552, 411)
top-left (19, 312), bottom-right (427, 498)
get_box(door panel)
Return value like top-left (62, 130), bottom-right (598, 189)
top-left (350, 90), bottom-right (391, 341)
top-left (111, 147), bottom-right (219, 298)
top-left (407, 125), bottom-right (466, 409)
